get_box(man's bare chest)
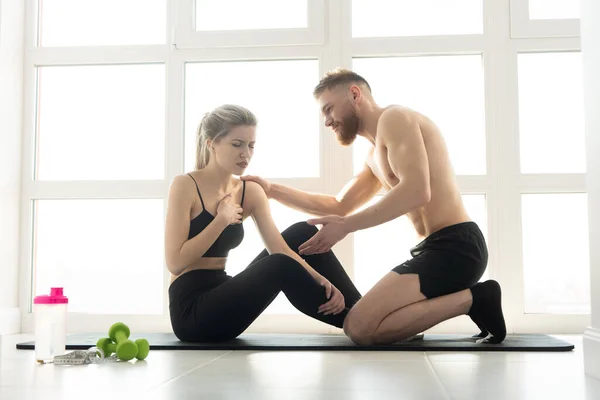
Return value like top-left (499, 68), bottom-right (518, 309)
top-left (367, 146), bottom-right (399, 190)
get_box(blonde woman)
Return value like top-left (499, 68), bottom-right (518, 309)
top-left (164, 104), bottom-right (361, 342)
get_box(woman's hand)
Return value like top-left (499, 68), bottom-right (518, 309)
top-left (216, 194), bottom-right (243, 225)
top-left (316, 277), bottom-right (346, 315)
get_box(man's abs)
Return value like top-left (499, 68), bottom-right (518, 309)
top-left (406, 195), bottom-right (470, 239)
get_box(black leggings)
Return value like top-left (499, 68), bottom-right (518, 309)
top-left (168, 222), bottom-right (362, 342)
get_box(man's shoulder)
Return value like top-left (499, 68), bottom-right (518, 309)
top-left (378, 106), bottom-right (421, 142)
top-left (380, 105), bottom-right (419, 122)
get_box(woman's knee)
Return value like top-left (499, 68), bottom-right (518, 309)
top-left (268, 253), bottom-right (305, 269)
top-left (260, 253), bottom-right (310, 282)
top-left (256, 253), bottom-right (300, 272)
top-left (264, 252), bottom-right (295, 264)
top-left (281, 221), bottom-right (318, 245)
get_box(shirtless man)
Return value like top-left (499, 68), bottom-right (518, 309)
top-left (243, 68), bottom-right (506, 345)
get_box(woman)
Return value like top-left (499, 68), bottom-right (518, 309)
top-left (165, 104), bottom-right (362, 342)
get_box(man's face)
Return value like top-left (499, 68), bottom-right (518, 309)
top-left (319, 88), bottom-right (360, 146)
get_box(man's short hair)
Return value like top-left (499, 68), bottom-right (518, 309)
top-left (313, 68), bottom-right (372, 99)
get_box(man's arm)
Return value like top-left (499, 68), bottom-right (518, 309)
top-left (345, 109), bottom-right (431, 232)
top-left (268, 183), bottom-right (342, 217)
top-left (243, 166), bottom-right (382, 217)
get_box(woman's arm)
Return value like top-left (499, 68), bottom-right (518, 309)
top-left (245, 182), bottom-right (323, 279)
top-left (164, 175), bottom-right (238, 276)
top-left (247, 181), bottom-right (345, 314)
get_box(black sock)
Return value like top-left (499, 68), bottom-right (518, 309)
top-left (468, 280), bottom-right (506, 344)
top-left (469, 313), bottom-right (489, 339)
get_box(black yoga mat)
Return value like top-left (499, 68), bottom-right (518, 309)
top-left (16, 333), bottom-right (574, 352)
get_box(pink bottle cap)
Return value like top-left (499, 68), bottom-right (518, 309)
top-left (34, 287), bottom-right (69, 304)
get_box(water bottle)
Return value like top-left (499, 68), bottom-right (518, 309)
top-left (34, 287), bottom-right (68, 363)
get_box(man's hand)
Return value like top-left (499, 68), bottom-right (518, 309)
top-left (299, 215), bottom-right (350, 255)
top-left (316, 277), bottom-right (345, 315)
top-left (240, 175), bottom-right (272, 198)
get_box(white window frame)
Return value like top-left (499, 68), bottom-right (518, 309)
top-left (174, 0), bottom-right (325, 49)
top-left (510, 0), bottom-right (580, 38)
top-left (18, 0), bottom-right (590, 335)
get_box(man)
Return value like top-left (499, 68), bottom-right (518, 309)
top-left (243, 68), bottom-right (506, 345)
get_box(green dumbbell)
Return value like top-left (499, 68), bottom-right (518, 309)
top-left (96, 337), bottom-right (117, 357)
top-left (135, 338), bottom-right (150, 360)
top-left (108, 322), bottom-right (138, 361)
top-left (96, 337), bottom-right (150, 361)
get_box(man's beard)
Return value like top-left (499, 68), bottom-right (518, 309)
top-left (335, 112), bottom-right (359, 146)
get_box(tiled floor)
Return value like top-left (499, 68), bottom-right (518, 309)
top-left (1, 333), bottom-right (599, 400)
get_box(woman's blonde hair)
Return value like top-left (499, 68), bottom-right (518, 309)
top-left (195, 104), bottom-right (257, 169)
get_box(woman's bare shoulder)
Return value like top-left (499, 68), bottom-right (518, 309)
top-left (168, 174), bottom-right (199, 211)
top-left (240, 179), bottom-right (268, 211)
top-left (242, 179), bottom-right (267, 197)
top-left (170, 173), bottom-right (196, 191)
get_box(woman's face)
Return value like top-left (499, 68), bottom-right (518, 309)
top-left (211, 125), bottom-right (256, 175)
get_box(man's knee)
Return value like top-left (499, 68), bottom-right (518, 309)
top-left (343, 308), bottom-right (376, 345)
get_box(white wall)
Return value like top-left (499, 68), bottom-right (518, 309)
top-left (582, 0), bottom-right (600, 381)
top-left (0, 0), bottom-right (24, 334)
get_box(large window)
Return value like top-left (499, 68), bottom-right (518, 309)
top-left (37, 0), bottom-right (166, 46)
top-left (176, 0), bottom-right (324, 48)
top-left (351, 0), bottom-right (483, 37)
top-left (516, 51), bottom-right (589, 317)
top-left (517, 52), bottom-right (585, 174)
top-left (528, 0), bottom-right (580, 20)
top-left (184, 60), bottom-right (320, 177)
top-left (352, 55), bottom-right (486, 176)
top-left (195, 0), bottom-right (307, 31)
top-left (35, 64), bottom-right (166, 180)
top-left (510, 0), bottom-right (580, 37)
top-left (20, 0), bottom-right (589, 334)
top-left (521, 194), bottom-right (590, 314)
top-left (32, 199), bottom-right (165, 314)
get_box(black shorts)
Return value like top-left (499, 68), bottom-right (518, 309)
top-left (392, 221), bottom-right (488, 299)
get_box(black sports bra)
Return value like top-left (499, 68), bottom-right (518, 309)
top-left (187, 174), bottom-right (245, 258)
